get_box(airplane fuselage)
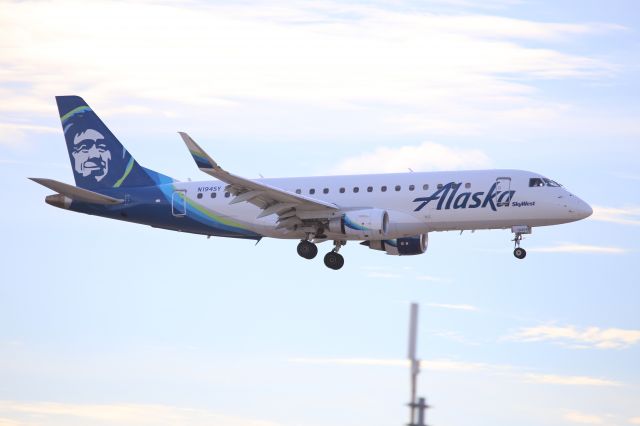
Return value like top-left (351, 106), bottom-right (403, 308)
top-left (62, 169), bottom-right (591, 241)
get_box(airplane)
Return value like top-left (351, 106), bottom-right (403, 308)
top-left (31, 96), bottom-right (593, 270)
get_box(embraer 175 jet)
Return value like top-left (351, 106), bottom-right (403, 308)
top-left (31, 96), bottom-right (593, 270)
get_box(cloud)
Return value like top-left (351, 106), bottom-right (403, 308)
top-left (289, 357), bottom-right (490, 372)
top-left (426, 303), bottom-right (479, 312)
top-left (366, 271), bottom-right (403, 279)
top-left (0, 0), bottom-right (619, 143)
top-left (508, 325), bottom-right (640, 349)
top-left (564, 410), bottom-right (605, 424)
top-left (0, 122), bottom-right (59, 148)
top-left (629, 417), bottom-right (640, 424)
top-left (330, 142), bottom-right (491, 174)
top-left (290, 357), bottom-right (622, 387)
top-left (524, 374), bottom-right (621, 387)
top-left (591, 206), bottom-right (640, 226)
top-left (527, 243), bottom-right (628, 254)
top-left (0, 401), bottom-right (281, 426)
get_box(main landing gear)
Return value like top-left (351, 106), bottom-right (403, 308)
top-left (324, 241), bottom-right (345, 270)
top-left (511, 225), bottom-right (531, 260)
top-left (296, 239), bottom-right (345, 270)
top-left (297, 240), bottom-right (318, 259)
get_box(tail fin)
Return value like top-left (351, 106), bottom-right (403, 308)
top-left (56, 96), bottom-right (172, 190)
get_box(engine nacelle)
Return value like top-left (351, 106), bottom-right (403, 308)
top-left (328, 209), bottom-right (389, 238)
top-left (362, 234), bottom-right (428, 256)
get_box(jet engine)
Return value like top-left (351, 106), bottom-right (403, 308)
top-left (362, 234), bottom-right (428, 256)
top-left (328, 209), bottom-right (389, 238)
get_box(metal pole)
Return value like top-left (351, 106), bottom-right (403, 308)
top-left (408, 303), bottom-right (419, 425)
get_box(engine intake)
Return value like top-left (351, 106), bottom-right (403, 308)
top-left (328, 209), bottom-right (389, 238)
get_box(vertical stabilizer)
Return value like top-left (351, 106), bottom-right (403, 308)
top-left (56, 96), bottom-right (170, 190)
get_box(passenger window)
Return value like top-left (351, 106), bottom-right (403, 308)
top-left (529, 178), bottom-right (545, 187)
top-left (225, 192), bottom-right (230, 198)
top-left (409, 185), bottom-right (415, 191)
top-left (395, 185), bottom-right (401, 191)
top-left (353, 187), bottom-right (359, 193)
top-left (437, 184), bottom-right (443, 189)
top-left (210, 192), bottom-right (216, 198)
top-left (367, 186), bottom-right (373, 192)
top-left (465, 182), bottom-right (471, 189)
top-left (309, 188), bottom-right (315, 195)
top-left (323, 188), bottom-right (329, 194)
top-left (381, 186), bottom-right (387, 192)
top-left (197, 193), bottom-right (203, 199)
top-left (423, 184), bottom-right (429, 190)
top-left (339, 187), bottom-right (345, 193)
top-left (295, 189), bottom-right (301, 194)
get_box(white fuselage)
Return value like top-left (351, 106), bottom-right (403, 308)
top-left (169, 169), bottom-right (592, 240)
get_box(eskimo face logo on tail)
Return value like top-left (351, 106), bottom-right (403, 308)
top-left (413, 182), bottom-right (515, 212)
top-left (71, 129), bottom-right (111, 181)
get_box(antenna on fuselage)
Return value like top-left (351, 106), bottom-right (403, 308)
top-left (407, 302), bottom-right (430, 426)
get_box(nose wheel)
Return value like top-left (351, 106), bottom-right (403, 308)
top-left (512, 231), bottom-right (527, 259)
top-left (513, 247), bottom-right (526, 259)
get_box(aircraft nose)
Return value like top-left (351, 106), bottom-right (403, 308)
top-left (571, 197), bottom-right (593, 220)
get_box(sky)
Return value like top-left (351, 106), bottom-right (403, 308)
top-left (1, 0), bottom-right (639, 425)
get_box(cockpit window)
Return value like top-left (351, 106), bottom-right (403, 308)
top-left (543, 178), bottom-right (562, 187)
top-left (529, 178), bottom-right (545, 187)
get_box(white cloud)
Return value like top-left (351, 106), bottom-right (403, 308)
top-left (427, 303), bottom-right (479, 312)
top-left (366, 271), bottom-right (403, 279)
top-left (0, 401), bottom-right (281, 426)
top-left (0, 0), bottom-right (619, 142)
top-left (289, 357), bottom-right (621, 387)
top-left (0, 122), bottom-right (59, 148)
top-left (288, 357), bottom-right (490, 372)
top-left (629, 417), bottom-right (640, 424)
top-left (564, 410), bottom-right (605, 424)
top-left (524, 374), bottom-right (621, 387)
top-left (527, 243), bottom-right (628, 254)
top-left (508, 325), bottom-right (640, 349)
top-left (591, 206), bottom-right (640, 226)
top-left (330, 142), bottom-right (491, 174)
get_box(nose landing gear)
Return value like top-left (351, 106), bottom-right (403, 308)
top-left (511, 225), bottom-right (531, 260)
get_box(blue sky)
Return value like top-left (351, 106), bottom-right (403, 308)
top-left (1, 1), bottom-right (639, 425)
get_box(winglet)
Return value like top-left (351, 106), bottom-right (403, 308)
top-left (179, 132), bottom-right (219, 170)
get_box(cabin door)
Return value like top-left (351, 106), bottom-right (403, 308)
top-left (495, 177), bottom-right (512, 207)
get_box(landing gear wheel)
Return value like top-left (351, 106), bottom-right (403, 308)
top-left (513, 247), bottom-right (527, 259)
top-left (324, 251), bottom-right (345, 270)
top-left (297, 240), bottom-right (318, 260)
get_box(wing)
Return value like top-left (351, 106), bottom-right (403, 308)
top-left (179, 132), bottom-right (339, 230)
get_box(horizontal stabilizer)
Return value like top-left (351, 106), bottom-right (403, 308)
top-left (29, 178), bottom-right (124, 205)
